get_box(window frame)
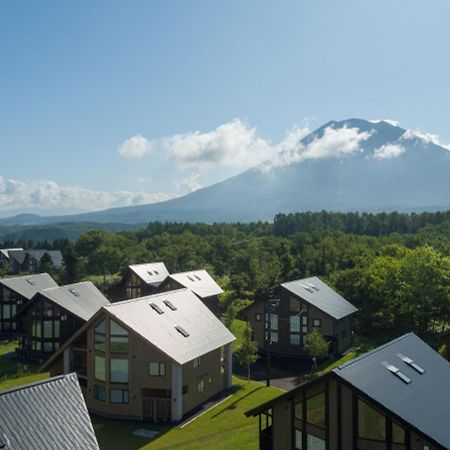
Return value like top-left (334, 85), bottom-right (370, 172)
top-left (149, 361), bottom-right (166, 377)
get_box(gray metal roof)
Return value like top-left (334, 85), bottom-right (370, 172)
top-left (334, 333), bottom-right (450, 449)
top-left (8, 250), bottom-right (63, 268)
top-left (105, 288), bottom-right (235, 365)
top-left (0, 373), bottom-right (99, 450)
top-left (168, 269), bottom-right (224, 299)
top-left (0, 248), bottom-right (23, 260)
top-left (0, 273), bottom-right (58, 300)
top-left (281, 276), bottom-right (357, 320)
top-left (129, 262), bottom-right (169, 286)
top-left (38, 282), bottom-right (110, 322)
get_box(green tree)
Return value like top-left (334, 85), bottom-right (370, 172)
top-left (236, 324), bottom-right (259, 380)
top-left (306, 330), bottom-right (329, 366)
top-left (39, 252), bottom-right (55, 274)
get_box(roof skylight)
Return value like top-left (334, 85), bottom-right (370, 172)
top-left (187, 275), bottom-right (195, 282)
top-left (401, 356), bottom-right (425, 374)
top-left (154, 269), bottom-right (159, 275)
top-left (301, 284), bottom-right (314, 293)
top-left (194, 275), bottom-right (201, 281)
top-left (163, 299), bottom-right (177, 311)
top-left (307, 282), bottom-right (319, 291)
top-left (175, 325), bottom-right (190, 337)
top-left (383, 362), bottom-right (411, 384)
top-left (69, 288), bottom-right (81, 297)
top-left (26, 278), bottom-right (35, 286)
top-left (150, 303), bottom-right (164, 314)
top-left (147, 271), bottom-right (153, 277)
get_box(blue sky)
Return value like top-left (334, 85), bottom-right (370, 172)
top-left (1, 0), bottom-right (450, 214)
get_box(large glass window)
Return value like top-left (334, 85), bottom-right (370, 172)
top-left (94, 385), bottom-right (105, 401)
top-left (307, 434), bottom-right (325, 450)
top-left (110, 320), bottom-right (129, 353)
top-left (358, 398), bottom-right (386, 441)
top-left (94, 320), bottom-right (106, 352)
top-left (110, 389), bottom-right (129, 404)
top-left (43, 320), bottom-right (53, 338)
top-left (392, 421), bottom-right (405, 444)
top-left (295, 401), bottom-right (303, 420)
top-left (307, 392), bottom-right (325, 429)
top-left (110, 359), bottom-right (129, 383)
top-left (95, 355), bottom-right (106, 381)
top-left (197, 379), bottom-right (205, 394)
top-left (32, 320), bottom-right (42, 338)
top-left (295, 429), bottom-right (303, 449)
top-left (149, 362), bottom-right (166, 376)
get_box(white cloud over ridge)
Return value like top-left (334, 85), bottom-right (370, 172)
top-left (177, 174), bottom-right (202, 193)
top-left (372, 143), bottom-right (406, 160)
top-left (401, 129), bottom-right (450, 150)
top-left (0, 176), bottom-right (172, 212)
top-left (119, 135), bottom-right (152, 158)
top-left (368, 118), bottom-right (400, 127)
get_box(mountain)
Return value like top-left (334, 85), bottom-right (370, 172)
top-left (3, 118), bottom-right (450, 225)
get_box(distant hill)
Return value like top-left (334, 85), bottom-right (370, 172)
top-left (2, 118), bottom-right (450, 225)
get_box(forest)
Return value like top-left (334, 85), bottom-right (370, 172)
top-left (1, 211), bottom-right (450, 349)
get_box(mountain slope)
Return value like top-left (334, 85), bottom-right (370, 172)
top-left (3, 118), bottom-right (450, 224)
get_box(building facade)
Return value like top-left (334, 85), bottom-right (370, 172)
top-left (41, 289), bottom-right (235, 422)
top-left (247, 277), bottom-right (357, 358)
top-left (0, 273), bottom-right (58, 337)
top-left (246, 333), bottom-right (450, 450)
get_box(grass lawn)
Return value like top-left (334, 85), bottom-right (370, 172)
top-left (93, 376), bottom-right (280, 450)
top-left (0, 341), bottom-right (49, 391)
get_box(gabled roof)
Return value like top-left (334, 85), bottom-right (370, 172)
top-left (0, 273), bottom-right (58, 300)
top-left (8, 249), bottom-right (64, 268)
top-left (129, 262), bottom-right (169, 286)
top-left (0, 373), bottom-right (99, 450)
top-left (32, 282), bottom-right (110, 321)
top-left (246, 333), bottom-right (450, 449)
top-left (7, 250), bottom-right (27, 265)
top-left (167, 269), bottom-right (223, 299)
top-left (281, 276), bottom-right (357, 320)
top-left (105, 289), bottom-right (234, 365)
top-left (0, 248), bottom-right (23, 260)
top-left (334, 333), bottom-right (450, 449)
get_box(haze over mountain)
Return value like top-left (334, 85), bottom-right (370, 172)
top-left (3, 118), bottom-right (450, 225)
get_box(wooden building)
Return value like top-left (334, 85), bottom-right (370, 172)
top-left (246, 333), bottom-right (450, 450)
top-left (0, 273), bottom-right (58, 337)
top-left (114, 262), bottom-right (170, 301)
top-left (157, 269), bottom-right (224, 315)
top-left (7, 249), bottom-right (63, 274)
top-left (0, 248), bottom-right (23, 270)
top-left (247, 277), bottom-right (357, 358)
top-left (0, 373), bottom-right (99, 449)
top-left (15, 281), bottom-right (110, 361)
top-left (41, 288), bottom-right (235, 422)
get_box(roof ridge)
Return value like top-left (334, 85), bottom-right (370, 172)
top-left (334, 333), bottom-right (415, 371)
top-left (104, 288), bottom-right (188, 307)
top-left (130, 262), bottom-right (164, 267)
top-left (0, 373), bottom-right (76, 396)
top-left (0, 272), bottom-right (51, 282)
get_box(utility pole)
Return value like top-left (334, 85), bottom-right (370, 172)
top-left (266, 286), bottom-right (275, 387)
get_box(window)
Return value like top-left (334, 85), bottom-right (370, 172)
top-left (182, 384), bottom-right (189, 395)
top-left (110, 389), bottom-right (129, 404)
top-left (307, 392), bottom-right (325, 429)
top-left (392, 421), bottom-right (405, 444)
top-left (94, 320), bottom-right (106, 352)
top-left (193, 357), bottom-right (202, 368)
top-left (290, 297), bottom-right (301, 313)
top-left (255, 313), bottom-right (261, 321)
top-left (290, 315), bottom-right (301, 332)
top-left (43, 342), bottom-right (53, 352)
top-left (95, 355), bottom-right (106, 381)
top-left (110, 320), bottom-right (129, 353)
top-left (32, 320), bottom-right (42, 338)
top-left (54, 321), bottom-right (60, 338)
top-left (358, 398), bottom-right (386, 441)
top-left (197, 379), bottom-right (205, 394)
top-left (307, 435), bottom-right (325, 450)
top-left (312, 319), bottom-right (321, 328)
top-left (94, 385), bottom-right (105, 401)
top-left (150, 303), bottom-right (164, 314)
top-left (294, 401), bottom-right (303, 420)
top-left (163, 300), bottom-right (177, 311)
top-left (110, 359), bottom-right (129, 383)
top-left (208, 376), bottom-right (213, 384)
top-left (175, 325), bottom-right (190, 337)
top-left (149, 362), bottom-right (166, 376)
top-left (290, 334), bottom-right (301, 345)
top-left (43, 321), bottom-right (53, 338)
top-left (295, 429), bottom-right (303, 449)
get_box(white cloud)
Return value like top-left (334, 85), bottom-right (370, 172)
top-left (0, 176), bottom-right (172, 212)
top-left (401, 129), bottom-right (450, 150)
top-left (118, 134), bottom-right (152, 158)
top-left (372, 143), bottom-right (406, 160)
top-left (369, 118), bottom-right (400, 127)
top-left (177, 174), bottom-right (202, 193)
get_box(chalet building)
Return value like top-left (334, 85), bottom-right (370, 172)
top-left (15, 281), bottom-right (110, 361)
top-left (0, 373), bottom-right (99, 449)
top-left (247, 277), bottom-right (357, 358)
top-left (0, 273), bottom-right (58, 337)
top-left (157, 269), bottom-right (224, 314)
top-left (0, 248), bottom-right (23, 269)
top-left (246, 333), bottom-right (450, 450)
top-left (7, 249), bottom-right (63, 274)
top-left (41, 288), bottom-right (235, 422)
top-left (115, 262), bottom-right (170, 301)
